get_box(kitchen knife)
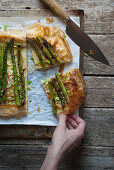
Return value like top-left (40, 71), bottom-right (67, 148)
top-left (41, 0), bottom-right (110, 66)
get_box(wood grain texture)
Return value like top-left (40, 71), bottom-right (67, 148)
top-left (0, 125), bottom-right (55, 139)
top-left (84, 77), bottom-right (114, 107)
top-left (0, 145), bottom-right (113, 169)
top-left (82, 108), bottom-right (114, 147)
top-left (84, 34), bottom-right (114, 75)
top-left (0, 108), bottom-right (113, 147)
top-left (1, 0), bottom-right (113, 10)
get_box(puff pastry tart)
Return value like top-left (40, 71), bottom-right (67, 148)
top-left (24, 22), bottom-right (73, 70)
top-left (0, 30), bottom-right (27, 118)
top-left (42, 68), bottom-right (86, 117)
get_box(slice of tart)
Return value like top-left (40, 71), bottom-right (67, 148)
top-left (42, 68), bottom-right (86, 117)
top-left (0, 30), bottom-right (27, 118)
top-left (24, 22), bottom-right (73, 70)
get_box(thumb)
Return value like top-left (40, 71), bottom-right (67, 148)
top-left (58, 114), bottom-right (67, 128)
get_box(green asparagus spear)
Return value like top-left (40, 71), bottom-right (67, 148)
top-left (48, 81), bottom-right (56, 115)
top-left (17, 45), bottom-right (25, 105)
top-left (43, 38), bottom-right (61, 64)
top-left (9, 38), bottom-right (21, 106)
top-left (55, 73), bottom-right (69, 104)
top-left (51, 78), bottom-right (65, 109)
top-left (36, 37), bottom-right (56, 65)
top-left (27, 38), bottom-right (46, 69)
top-left (0, 44), bottom-right (4, 103)
top-left (2, 42), bottom-right (9, 102)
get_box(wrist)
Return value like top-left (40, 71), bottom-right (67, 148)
top-left (48, 144), bottom-right (64, 163)
top-left (49, 143), bottom-right (65, 161)
top-left (40, 145), bottom-right (61, 170)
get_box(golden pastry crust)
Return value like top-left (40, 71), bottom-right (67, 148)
top-left (0, 30), bottom-right (27, 119)
top-left (42, 68), bottom-right (86, 117)
top-left (24, 22), bottom-right (73, 69)
top-left (0, 103), bottom-right (27, 119)
top-left (0, 29), bottom-right (26, 45)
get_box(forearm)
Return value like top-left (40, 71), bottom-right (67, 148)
top-left (40, 145), bottom-right (61, 170)
top-left (40, 114), bottom-right (85, 170)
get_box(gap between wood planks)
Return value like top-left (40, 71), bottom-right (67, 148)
top-left (84, 107), bottom-right (114, 108)
top-left (84, 75), bottom-right (114, 77)
top-left (0, 141), bottom-right (113, 148)
top-left (0, 140), bottom-right (113, 147)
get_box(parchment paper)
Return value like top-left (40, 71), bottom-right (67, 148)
top-left (0, 16), bottom-right (80, 126)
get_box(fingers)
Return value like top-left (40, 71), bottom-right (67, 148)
top-left (69, 113), bottom-right (86, 133)
top-left (69, 113), bottom-right (79, 121)
top-left (75, 116), bottom-right (86, 131)
top-left (66, 121), bottom-right (74, 130)
top-left (67, 116), bottom-right (78, 129)
top-left (58, 114), bottom-right (67, 128)
top-left (58, 113), bottom-right (85, 134)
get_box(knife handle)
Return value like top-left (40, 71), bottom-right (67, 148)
top-left (41, 0), bottom-right (68, 21)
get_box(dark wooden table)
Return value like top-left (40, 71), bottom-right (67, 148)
top-left (0, 0), bottom-right (114, 169)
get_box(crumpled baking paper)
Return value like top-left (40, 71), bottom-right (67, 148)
top-left (0, 16), bottom-right (80, 126)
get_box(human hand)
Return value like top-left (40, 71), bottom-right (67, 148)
top-left (40, 113), bottom-right (85, 170)
top-left (51, 113), bottom-right (86, 159)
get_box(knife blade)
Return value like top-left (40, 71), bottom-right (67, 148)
top-left (66, 18), bottom-right (110, 66)
top-left (41, 0), bottom-right (110, 66)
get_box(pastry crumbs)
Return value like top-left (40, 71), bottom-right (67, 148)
top-left (90, 49), bottom-right (94, 55)
top-left (46, 17), bottom-right (55, 24)
top-left (37, 107), bottom-right (40, 112)
top-left (85, 13), bottom-right (88, 19)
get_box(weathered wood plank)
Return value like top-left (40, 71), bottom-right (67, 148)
top-left (82, 108), bottom-right (114, 147)
top-left (84, 34), bottom-right (114, 75)
top-left (84, 76), bottom-right (114, 88)
top-left (0, 125), bottom-right (55, 139)
top-left (0, 0), bottom-right (113, 10)
top-left (0, 8), bottom-right (113, 34)
top-left (0, 108), bottom-right (113, 147)
top-left (0, 145), bottom-right (113, 169)
top-left (0, 139), bottom-right (51, 145)
top-left (84, 77), bottom-right (114, 107)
